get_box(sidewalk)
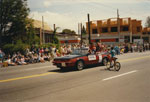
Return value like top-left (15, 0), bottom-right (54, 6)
top-left (0, 61), bottom-right (53, 69)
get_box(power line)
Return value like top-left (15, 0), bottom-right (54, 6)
top-left (85, 2), bottom-right (150, 19)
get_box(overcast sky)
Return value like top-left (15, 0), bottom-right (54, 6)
top-left (28, 0), bottom-right (150, 33)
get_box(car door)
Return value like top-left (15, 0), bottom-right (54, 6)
top-left (97, 53), bottom-right (103, 63)
top-left (91, 53), bottom-right (103, 64)
top-left (87, 54), bottom-right (97, 65)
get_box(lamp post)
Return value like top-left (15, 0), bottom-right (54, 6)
top-left (42, 16), bottom-right (45, 44)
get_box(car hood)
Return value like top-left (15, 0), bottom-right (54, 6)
top-left (54, 55), bottom-right (84, 60)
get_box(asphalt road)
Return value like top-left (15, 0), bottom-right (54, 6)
top-left (0, 51), bottom-right (150, 102)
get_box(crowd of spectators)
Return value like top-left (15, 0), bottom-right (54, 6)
top-left (0, 46), bottom-right (53, 67)
top-left (1, 42), bottom-right (150, 67)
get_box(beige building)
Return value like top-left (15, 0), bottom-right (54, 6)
top-left (33, 20), bottom-right (81, 45)
top-left (33, 20), bottom-right (53, 44)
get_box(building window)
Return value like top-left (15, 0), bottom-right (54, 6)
top-left (137, 27), bottom-right (141, 32)
top-left (96, 39), bottom-right (100, 42)
top-left (122, 26), bottom-right (129, 31)
top-left (125, 36), bottom-right (130, 43)
top-left (142, 37), bottom-right (149, 42)
top-left (65, 40), bottom-right (68, 43)
top-left (101, 28), bottom-right (108, 33)
top-left (133, 36), bottom-right (140, 40)
top-left (143, 32), bottom-right (146, 35)
top-left (111, 27), bottom-right (118, 32)
top-left (92, 29), bottom-right (98, 34)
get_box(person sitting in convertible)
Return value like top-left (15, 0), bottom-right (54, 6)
top-left (96, 41), bottom-right (102, 52)
top-left (89, 43), bottom-right (96, 54)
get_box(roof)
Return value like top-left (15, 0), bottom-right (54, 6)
top-left (32, 20), bottom-right (52, 31)
top-left (57, 33), bottom-right (78, 36)
top-left (143, 27), bottom-right (150, 32)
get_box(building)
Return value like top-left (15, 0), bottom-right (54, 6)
top-left (32, 18), bottom-right (149, 46)
top-left (142, 27), bottom-right (150, 43)
top-left (33, 20), bottom-right (53, 44)
top-left (56, 33), bottom-right (81, 45)
top-left (86, 17), bottom-right (143, 44)
top-left (33, 20), bottom-right (81, 45)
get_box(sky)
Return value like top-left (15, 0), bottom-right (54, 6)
top-left (28, 0), bottom-right (150, 33)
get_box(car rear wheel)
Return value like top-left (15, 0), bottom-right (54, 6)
top-left (76, 61), bottom-right (84, 71)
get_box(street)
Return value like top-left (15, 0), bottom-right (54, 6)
top-left (0, 52), bottom-right (150, 102)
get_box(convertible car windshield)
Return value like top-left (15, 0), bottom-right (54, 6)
top-left (71, 48), bottom-right (89, 55)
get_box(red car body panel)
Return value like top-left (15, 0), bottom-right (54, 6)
top-left (53, 52), bottom-right (110, 69)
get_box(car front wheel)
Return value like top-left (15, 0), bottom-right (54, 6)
top-left (76, 61), bottom-right (84, 71)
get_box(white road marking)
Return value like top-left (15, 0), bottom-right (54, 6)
top-left (102, 70), bottom-right (138, 81)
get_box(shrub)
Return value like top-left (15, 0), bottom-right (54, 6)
top-left (3, 40), bottom-right (29, 55)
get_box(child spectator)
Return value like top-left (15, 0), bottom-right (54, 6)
top-left (6, 56), bottom-right (16, 66)
top-left (20, 56), bottom-right (27, 65)
top-left (40, 54), bottom-right (45, 63)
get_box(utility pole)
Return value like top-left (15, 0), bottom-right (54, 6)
top-left (78, 23), bottom-right (80, 35)
top-left (53, 24), bottom-right (56, 33)
top-left (117, 9), bottom-right (120, 44)
top-left (53, 24), bottom-right (56, 43)
top-left (40, 28), bottom-right (42, 45)
top-left (88, 14), bottom-right (91, 44)
top-left (42, 16), bottom-right (45, 44)
top-left (80, 23), bottom-right (83, 46)
top-left (130, 21), bottom-right (133, 43)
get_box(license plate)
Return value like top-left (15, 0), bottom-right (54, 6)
top-left (61, 63), bottom-right (66, 67)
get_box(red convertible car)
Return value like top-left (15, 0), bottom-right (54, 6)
top-left (53, 48), bottom-right (111, 71)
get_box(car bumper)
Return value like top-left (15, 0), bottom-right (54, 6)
top-left (53, 62), bottom-right (75, 68)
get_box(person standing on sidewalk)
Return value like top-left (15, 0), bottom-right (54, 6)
top-left (0, 49), bottom-right (5, 67)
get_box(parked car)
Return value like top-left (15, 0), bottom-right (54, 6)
top-left (53, 48), bottom-right (110, 71)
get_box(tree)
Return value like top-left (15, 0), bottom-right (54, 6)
top-left (81, 25), bottom-right (87, 35)
top-left (52, 27), bottom-right (60, 44)
top-left (145, 16), bottom-right (150, 27)
top-left (0, 0), bottom-right (36, 47)
top-left (62, 29), bottom-right (76, 34)
top-left (26, 19), bottom-right (40, 45)
top-left (53, 27), bottom-right (60, 36)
